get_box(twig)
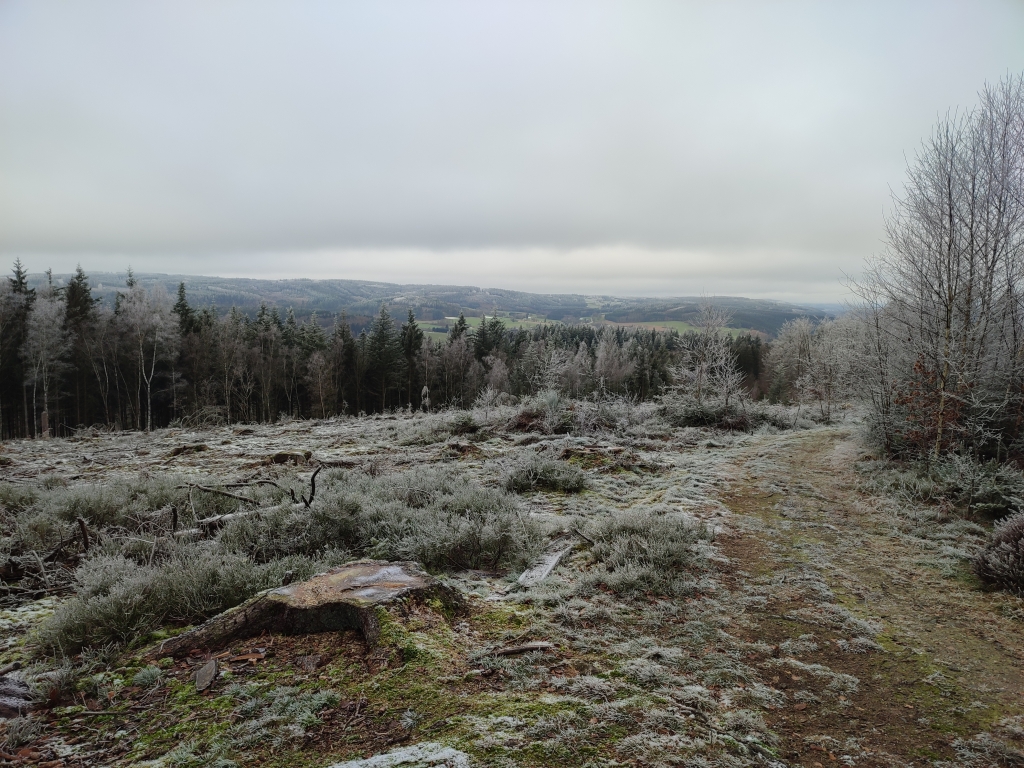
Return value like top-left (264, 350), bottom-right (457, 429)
top-left (32, 551), bottom-right (51, 589)
top-left (301, 465), bottom-right (322, 508)
top-left (77, 516), bottom-right (90, 551)
top-left (177, 483), bottom-right (258, 505)
top-left (223, 479), bottom-right (298, 504)
top-left (570, 527), bottom-right (595, 545)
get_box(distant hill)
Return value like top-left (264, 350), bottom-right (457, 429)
top-left (33, 272), bottom-right (831, 337)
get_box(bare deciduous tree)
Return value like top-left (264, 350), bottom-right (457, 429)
top-left (23, 286), bottom-right (71, 437)
top-left (856, 73), bottom-right (1024, 459)
top-left (118, 283), bottom-right (178, 432)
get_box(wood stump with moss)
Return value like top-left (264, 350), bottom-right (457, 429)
top-left (148, 559), bottom-right (462, 658)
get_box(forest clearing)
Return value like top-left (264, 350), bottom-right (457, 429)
top-left (4, 9), bottom-right (1024, 768)
top-left (0, 404), bottom-right (1021, 767)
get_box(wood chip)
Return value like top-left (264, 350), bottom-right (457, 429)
top-left (195, 659), bottom-right (217, 692)
top-left (228, 652), bottom-right (266, 663)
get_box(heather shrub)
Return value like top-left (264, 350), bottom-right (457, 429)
top-left (35, 547), bottom-right (348, 653)
top-left (583, 508), bottom-right (710, 596)
top-left (222, 467), bottom-right (543, 572)
top-left (31, 463), bottom-right (542, 653)
top-left (659, 395), bottom-right (734, 429)
top-left (504, 454), bottom-right (587, 494)
top-left (507, 391), bottom-right (574, 435)
top-left (974, 512), bottom-right (1024, 596)
top-left (339, 467), bottom-right (542, 570)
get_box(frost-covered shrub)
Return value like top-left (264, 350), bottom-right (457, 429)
top-left (583, 508), bottom-right (709, 596)
top-left (226, 684), bottom-right (340, 748)
top-left (35, 547), bottom-right (347, 653)
top-left (223, 467), bottom-right (543, 572)
top-left (504, 454), bottom-right (587, 494)
top-left (132, 666), bottom-right (163, 687)
top-left (506, 391), bottom-right (575, 435)
top-left (862, 455), bottom-right (1024, 517)
top-left (2, 716), bottom-right (42, 750)
top-left (340, 467), bottom-right (542, 571)
top-left (974, 512), bottom-right (1024, 596)
top-left (33, 464), bottom-right (542, 652)
top-left (659, 395), bottom-right (736, 429)
top-left (659, 395), bottom-right (804, 433)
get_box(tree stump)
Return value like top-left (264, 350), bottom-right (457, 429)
top-left (149, 560), bottom-right (461, 659)
top-left (0, 676), bottom-right (35, 717)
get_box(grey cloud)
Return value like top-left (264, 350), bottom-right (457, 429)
top-left (2, 0), bottom-right (1023, 300)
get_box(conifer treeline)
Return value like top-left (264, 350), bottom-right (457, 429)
top-left (0, 264), bottom-right (765, 437)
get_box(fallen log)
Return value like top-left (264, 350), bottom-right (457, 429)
top-left (490, 641), bottom-right (555, 656)
top-left (517, 539), bottom-right (574, 587)
top-left (174, 509), bottom-right (260, 539)
top-left (148, 560), bottom-right (462, 658)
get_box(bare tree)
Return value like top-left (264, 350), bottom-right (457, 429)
top-left (594, 329), bottom-right (634, 393)
top-left (22, 286), bottom-right (71, 437)
top-left (856, 74), bottom-right (1024, 458)
top-left (118, 284), bottom-right (178, 432)
top-left (305, 351), bottom-right (331, 418)
top-left (676, 302), bottom-right (741, 405)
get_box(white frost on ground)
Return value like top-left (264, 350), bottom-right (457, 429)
top-left (324, 742), bottom-right (471, 768)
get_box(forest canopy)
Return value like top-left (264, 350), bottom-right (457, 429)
top-left (0, 263), bottom-right (775, 437)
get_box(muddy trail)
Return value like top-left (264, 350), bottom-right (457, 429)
top-left (717, 427), bottom-right (1024, 766)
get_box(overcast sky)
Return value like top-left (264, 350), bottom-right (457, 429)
top-left (2, 1), bottom-right (1023, 301)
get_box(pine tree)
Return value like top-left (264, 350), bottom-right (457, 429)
top-left (449, 312), bottom-right (468, 343)
top-left (400, 310), bottom-right (424, 407)
top-left (332, 314), bottom-right (358, 414)
top-left (173, 282), bottom-right (195, 335)
top-left (63, 266), bottom-right (101, 427)
top-left (366, 305), bottom-right (403, 411)
top-left (5, 260), bottom-right (36, 437)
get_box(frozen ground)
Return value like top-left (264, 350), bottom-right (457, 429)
top-left (0, 409), bottom-right (1021, 766)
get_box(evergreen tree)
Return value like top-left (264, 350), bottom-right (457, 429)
top-left (366, 305), bottom-right (403, 411)
top-left (5, 260), bottom-right (36, 437)
top-left (173, 282), bottom-right (195, 335)
top-left (473, 314), bottom-right (505, 361)
top-left (63, 266), bottom-right (101, 427)
top-left (333, 315), bottom-right (358, 414)
top-left (400, 310), bottom-right (424, 407)
top-left (448, 312), bottom-right (468, 343)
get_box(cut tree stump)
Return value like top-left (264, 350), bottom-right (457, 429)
top-left (149, 560), bottom-right (461, 659)
top-left (269, 450), bottom-right (311, 464)
top-left (0, 675), bottom-right (35, 717)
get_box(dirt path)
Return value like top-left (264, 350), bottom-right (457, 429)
top-left (717, 426), bottom-right (1024, 766)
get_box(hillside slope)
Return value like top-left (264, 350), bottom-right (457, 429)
top-left (36, 272), bottom-right (832, 336)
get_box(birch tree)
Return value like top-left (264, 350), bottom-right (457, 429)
top-left (118, 284), bottom-right (178, 432)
